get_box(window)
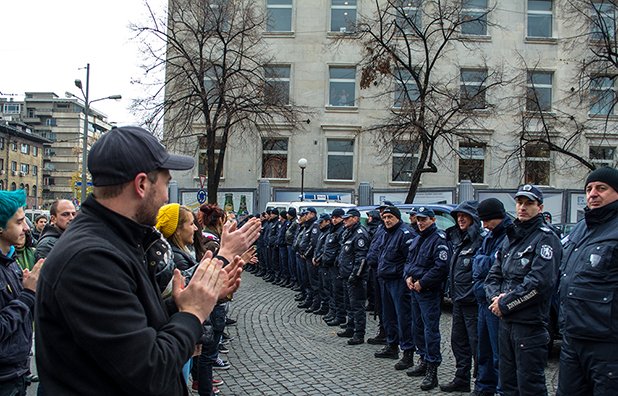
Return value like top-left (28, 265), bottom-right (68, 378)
top-left (205, 0), bottom-right (230, 31)
top-left (45, 118), bottom-right (57, 127)
top-left (524, 144), bottom-right (550, 185)
top-left (32, 185), bottom-right (37, 198)
top-left (20, 143), bottom-right (29, 154)
top-left (264, 65), bottom-right (291, 105)
top-left (394, 0), bottom-right (422, 35)
top-left (266, 0), bottom-right (293, 32)
top-left (32, 146), bottom-right (38, 157)
top-left (44, 148), bottom-right (55, 157)
top-left (10, 161), bottom-right (16, 172)
top-left (394, 68), bottom-right (420, 108)
top-left (0, 159), bottom-right (4, 171)
top-left (590, 146), bottom-right (616, 167)
top-left (592, 2), bottom-right (616, 41)
top-left (44, 177), bottom-right (55, 186)
top-left (10, 182), bottom-right (16, 191)
top-left (203, 65), bottom-right (223, 106)
top-left (331, 0), bottom-right (356, 33)
top-left (327, 139), bottom-right (354, 180)
top-left (261, 138), bottom-right (288, 178)
top-left (590, 76), bottom-right (615, 115)
top-left (20, 164), bottom-right (29, 174)
top-left (198, 136), bottom-right (223, 177)
top-left (392, 140), bottom-right (419, 182)
top-left (2, 103), bottom-right (20, 114)
top-left (33, 166), bottom-right (38, 176)
top-left (459, 143), bottom-right (485, 183)
top-left (460, 68), bottom-right (487, 109)
top-left (461, 0), bottom-right (488, 36)
top-left (527, 0), bottom-right (552, 38)
top-left (0, 137), bottom-right (4, 150)
top-left (527, 71), bottom-right (553, 112)
top-left (329, 66), bottom-right (356, 107)
top-left (10, 142), bottom-right (16, 151)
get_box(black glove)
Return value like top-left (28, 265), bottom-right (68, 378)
top-left (348, 273), bottom-right (359, 285)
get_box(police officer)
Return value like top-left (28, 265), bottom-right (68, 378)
top-left (404, 207), bottom-right (451, 391)
top-left (294, 211), bottom-right (310, 306)
top-left (322, 208), bottom-right (347, 326)
top-left (275, 211), bottom-right (290, 286)
top-left (312, 213), bottom-right (332, 315)
top-left (266, 209), bottom-right (280, 283)
top-left (441, 201), bottom-right (484, 392)
top-left (336, 208), bottom-right (370, 345)
top-left (557, 167), bottom-right (618, 395)
top-left (485, 184), bottom-right (561, 396)
top-left (299, 207), bottom-right (321, 312)
top-left (472, 198), bottom-right (512, 396)
top-left (285, 208), bottom-right (300, 290)
top-left (373, 206), bottom-right (416, 371)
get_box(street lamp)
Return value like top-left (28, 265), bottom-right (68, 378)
top-left (71, 63), bottom-right (121, 203)
top-left (298, 158), bottom-right (307, 201)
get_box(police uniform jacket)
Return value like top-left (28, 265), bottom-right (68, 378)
top-left (485, 214), bottom-right (561, 325)
top-left (472, 216), bottom-right (512, 305)
top-left (378, 221), bottom-right (415, 280)
top-left (299, 217), bottom-right (319, 259)
top-left (321, 221), bottom-right (345, 267)
top-left (366, 224), bottom-right (386, 270)
top-left (314, 224), bottom-right (332, 265)
top-left (338, 222), bottom-right (370, 278)
top-left (559, 200), bottom-right (618, 342)
top-left (0, 248), bottom-right (34, 382)
top-left (260, 220), bottom-right (271, 249)
top-left (285, 220), bottom-right (299, 246)
top-left (268, 218), bottom-right (279, 247)
top-left (276, 220), bottom-right (289, 247)
top-left (292, 222), bottom-right (305, 252)
top-left (447, 222), bottom-right (484, 304)
top-left (403, 223), bottom-right (451, 291)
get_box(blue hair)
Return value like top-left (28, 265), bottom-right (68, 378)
top-left (0, 190), bottom-right (26, 228)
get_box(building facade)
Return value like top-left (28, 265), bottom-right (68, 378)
top-left (166, 1), bottom-right (618, 222)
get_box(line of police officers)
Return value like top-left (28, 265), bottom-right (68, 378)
top-left (248, 166), bottom-right (618, 395)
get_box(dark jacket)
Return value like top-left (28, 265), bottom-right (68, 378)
top-left (404, 223), bottom-right (451, 291)
top-left (377, 221), bottom-right (415, 280)
top-left (267, 218), bottom-right (279, 247)
top-left (446, 222), bottom-right (484, 304)
top-left (337, 222), bottom-right (370, 278)
top-left (299, 217), bottom-right (319, 259)
top-left (366, 224), bottom-right (386, 269)
top-left (313, 223), bottom-right (332, 265)
top-left (321, 221), bottom-right (345, 267)
top-left (292, 222), bottom-right (305, 252)
top-left (0, 248), bottom-right (35, 382)
top-left (472, 216), bottom-right (512, 305)
top-left (285, 220), bottom-right (299, 246)
top-left (485, 214), bottom-right (561, 326)
top-left (36, 196), bottom-right (201, 396)
top-left (559, 200), bottom-right (618, 341)
top-left (34, 224), bottom-right (63, 261)
top-left (277, 219), bottom-right (289, 247)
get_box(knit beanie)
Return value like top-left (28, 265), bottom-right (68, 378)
top-left (156, 203), bottom-right (181, 238)
top-left (586, 167), bottom-right (618, 193)
top-left (382, 206), bottom-right (401, 220)
top-left (477, 198), bottom-right (506, 221)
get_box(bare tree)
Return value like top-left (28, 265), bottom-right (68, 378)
top-left (131, 0), bottom-right (305, 203)
top-left (350, 0), bottom-right (506, 202)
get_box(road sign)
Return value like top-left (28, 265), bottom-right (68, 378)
top-left (197, 189), bottom-right (207, 204)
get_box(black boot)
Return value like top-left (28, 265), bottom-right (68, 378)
top-left (420, 363), bottom-right (438, 391)
top-left (394, 349), bottom-right (415, 370)
top-left (407, 358), bottom-right (427, 377)
top-left (337, 329), bottom-right (354, 338)
top-left (366, 326), bottom-right (387, 345)
top-left (374, 343), bottom-right (399, 359)
top-left (439, 379), bottom-right (470, 392)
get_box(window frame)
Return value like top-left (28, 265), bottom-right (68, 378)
top-left (393, 0), bottom-right (422, 35)
top-left (328, 65), bottom-right (357, 107)
top-left (330, 0), bottom-right (357, 33)
top-left (589, 145), bottom-right (616, 167)
top-left (326, 138), bottom-right (355, 181)
top-left (393, 68), bottom-right (420, 108)
top-left (261, 137), bottom-right (289, 179)
top-left (461, 0), bottom-right (488, 36)
top-left (391, 140), bottom-right (419, 182)
top-left (591, 2), bottom-right (616, 41)
top-left (524, 144), bottom-right (551, 185)
top-left (20, 143), bottom-right (29, 155)
top-left (264, 64), bottom-right (291, 105)
top-left (526, 70), bottom-right (553, 112)
top-left (266, 0), bottom-right (293, 33)
top-left (527, 0), bottom-right (553, 38)
top-left (589, 76), bottom-right (616, 116)
top-left (458, 142), bottom-right (486, 183)
top-left (460, 68), bottom-right (488, 110)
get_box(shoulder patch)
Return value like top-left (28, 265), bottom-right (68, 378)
top-left (403, 230), bottom-right (410, 234)
top-left (540, 245), bottom-right (553, 260)
top-left (312, 228), bottom-right (318, 234)
top-left (437, 231), bottom-right (446, 239)
top-left (540, 226), bottom-right (551, 233)
top-left (357, 238), bottom-right (366, 248)
top-left (437, 244), bottom-right (449, 251)
top-left (438, 250), bottom-right (448, 261)
top-left (357, 229), bottom-right (363, 234)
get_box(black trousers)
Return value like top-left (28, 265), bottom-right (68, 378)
top-left (451, 302), bottom-right (478, 384)
top-left (499, 321), bottom-right (549, 396)
top-left (344, 279), bottom-right (367, 337)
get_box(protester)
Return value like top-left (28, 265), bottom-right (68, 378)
top-left (557, 167), bottom-right (618, 395)
top-left (35, 126), bottom-right (257, 395)
top-left (485, 184), bottom-right (561, 396)
top-left (31, 215), bottom-right (47, 242)
top-left (34, 199), bottom-right (76, 260)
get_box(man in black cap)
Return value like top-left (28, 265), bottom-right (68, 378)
top-left (404, 207), bottom-right (451, 390)
top-left (312, 213), bottom-right (333, 315)
top-left (284, 208), bottom-right (299, 289)
top-left (336, 208), bottom-right (370, 345)
top-left (373, 206), bottom-right (416, 371)
top-left (265, 208), bottom-right (280, 283)
top-left (558, 167), bottom-right (618, 395)
top-left (485, 184), bottom-right (561, 396)
top-left (298, 207), bottom-right (321, 312)
top-left (441, 201), bottom-right (484, 393)
top-left (322, 208), bottom-right (347, 325)
top-left (471, 198), bottom-right (512, 396)
top-left (35, 126), bottom-right (259, 395)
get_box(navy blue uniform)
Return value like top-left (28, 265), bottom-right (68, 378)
top-left (557, 200), bottom-right (618, 396)
top-left (404, 223), bottom-right (450, 364)
top-left (322, 221), bottom-right (345, 321)
top-left (485, 215), bottom-right (561, 396)
top-left (299, 217), bottom-right (320, 308)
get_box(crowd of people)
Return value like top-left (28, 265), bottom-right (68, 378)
top-left (0, 124), bottom-right (617, 396)
top-left (249, 169), bottom-right (618, 396)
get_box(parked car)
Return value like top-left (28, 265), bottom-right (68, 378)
top-left (265, 200), bottom-right (355, 217)
top-left (356, 203), bottom-right (457, 231)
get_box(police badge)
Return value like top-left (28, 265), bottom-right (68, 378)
top-left (358, 239), bottom-right (365, 248)
top-left (540, 245), bottom-right (553, 260)
top-left (439, 250), bottom-right (448, 261)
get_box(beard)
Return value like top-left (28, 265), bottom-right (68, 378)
top-left (135, 193), bottom-right (162, 226)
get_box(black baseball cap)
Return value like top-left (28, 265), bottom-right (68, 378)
top-left (415, 207), bottom-right (436, 218)
top-left (319, 213), bottom-right (331, 221)
top-left (331, 208), bottom-right (345, 217)
top-left (88, 126), bottom-right (194, 186)
top-left (514, 184), bottom-right (543, 204)
top-left (342, 208), bottom-right (361, 219)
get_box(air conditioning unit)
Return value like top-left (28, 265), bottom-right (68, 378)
top-left (19, 171), bottom-right (25, 177)
top-left (11, 171), bottom-right (17, 176)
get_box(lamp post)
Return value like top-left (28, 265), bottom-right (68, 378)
top-left (71, 63), bottom-right (121, 203)
top-left (298, 158), bottom-right (307, 201)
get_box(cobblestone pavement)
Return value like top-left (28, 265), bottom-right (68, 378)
top-left (214, 273), bottom-right (560, 396)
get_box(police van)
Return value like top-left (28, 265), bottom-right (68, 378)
top-left (265, 194), bottom-right (355, 216)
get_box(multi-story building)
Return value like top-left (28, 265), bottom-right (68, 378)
top-left (0, 93), bottom-right (112, 206)
top-left (166, 1), bottom-right (618, 222)
top-left (0, 120), bottom-right (50, 208)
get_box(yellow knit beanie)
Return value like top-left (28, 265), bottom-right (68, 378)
top-left (156, 203), bottom-right (181, 238)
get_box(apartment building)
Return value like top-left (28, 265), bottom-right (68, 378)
top-left (0, 93), bottom-right (112, 206)
top-left (166, 1), bottom-right (618, 221)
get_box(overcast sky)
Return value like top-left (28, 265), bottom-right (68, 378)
top-left (2, 0), bottom-right (167, 126)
